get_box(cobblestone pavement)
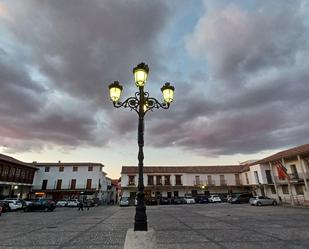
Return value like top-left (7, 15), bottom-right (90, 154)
top-left (0, 203), bottom-right (309, 249)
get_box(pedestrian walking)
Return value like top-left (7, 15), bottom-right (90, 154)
top-left (85, 200), bottom-right (90, 210)
top-left (78, 201), bottom-right (84, 211)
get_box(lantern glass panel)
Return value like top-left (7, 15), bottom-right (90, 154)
top-left (134, 69), bottom-right (148, 87)
top-left (109, 86), bottom-right (122, 102)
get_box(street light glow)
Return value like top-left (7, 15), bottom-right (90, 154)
top-left (161, 82), bottom-right (175, 104)
top-left (109, 81), bottom-right (123, 102)
top-left (133, 63), bottom-right (149, 87)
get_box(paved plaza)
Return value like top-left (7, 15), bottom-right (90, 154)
top-left (0, 203), bottom-right (309, 249)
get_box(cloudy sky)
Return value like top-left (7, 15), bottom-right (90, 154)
top-left (0, 0), bottom-right (309, 178)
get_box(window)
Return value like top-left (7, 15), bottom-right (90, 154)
top-left (2, 166), bottom-right (9, 177)
top-left (88, 166), bottom-right (93, 171)
top-left (195, 175), bottom-right (200, 185)
top-left (235, 174), bottom-right (240, 185)
top-left (45, 167), bottom-right (50, 172)
top-left (220, 175), bottom-right (226, 185)
top-left (282, 185), bottom-right (289, 194)
top-left (86, 179), bottom-right (92, 189)
top-left (73, 166), bottom-right (78, 172)
top-left (254, 171), bottom-right (260, 184)
top-left (9, 167), bottom-right (16, 177)
top-left (290, 165), bottom-right (299, 179)
top-left (174, 191), bottom-right (179, 197)
top-left (156, 175), bottom-right (162, 185)
top-left (207, 175), bottom-right (213, 185)
top-left (42, 180), bottom-right (48, 190)
top-left (164, 175), bottom-right (171, 185)
top-left (295, 185), bottom-right (304, 195)
top-left (56, 179), bottom-right (62, 190)
top-left (270, 185), bottom-right (276, 194)
top-left (59, 166), bottom-right (64, 172)
top-left (265, 170), bottom-right (273, 184)
top-left (15, 168), bottom-right (20, 178)
top-left (128, 175), bottom-right (135, 186)
top-left (21, 169), bottom-right (26, 180)
top-left (147, 175), bottom-right (154, 185)
top-left (245, 173), bottom-right (249, 184)
top-left (175, 175), bottom-right (182, 185)
top-left (71, 179), bottom-right (76, 190)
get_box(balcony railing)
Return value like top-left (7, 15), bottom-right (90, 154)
top-left (193, 180), bottom-right (207, 186)
top-left (273, 172), bottom-right (309, 183)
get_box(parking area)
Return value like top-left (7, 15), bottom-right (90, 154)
top-left (0, 203), bottom-right (309, 249)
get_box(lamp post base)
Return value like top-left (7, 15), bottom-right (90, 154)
top-left (123, 228), bottom-right (156, 249)
top-left (134, 205), bottom-right (147, 231)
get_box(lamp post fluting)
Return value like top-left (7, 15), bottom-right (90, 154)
top-left (108, 63), bottom-right (175, 231)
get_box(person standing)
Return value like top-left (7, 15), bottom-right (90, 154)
top-left (78, 201), bottom-right (84, 211)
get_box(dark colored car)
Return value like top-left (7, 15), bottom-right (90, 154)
top-left (146, 197), bottom-right (158, 205)
top-left (196, 196), bottom-right (209, 204)
top-left (230, 193), bottom-right (253, 204)
top-left (0, 200), bottom-right (11, 212)
top-left (174, 197), bottom-right (185, 205)
top-left (160, 197), bottom-right (170, 205)
top-left (24, 199), bottom-right (56, 212)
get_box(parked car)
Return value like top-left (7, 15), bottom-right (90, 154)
top-left (250, 196), bottom-right (278, 206)
top-left (146, 197), bottom-right (158, 205)
top-left (67, 199), bottom-right (80, 207)
top-left (56, 200), bottom-right (68, 207)
top-left (184, 196), bottom-right (196, 204)
top-left (160, 197), bottom-right (170, 205)
top-left (119, 197), bottom-right (130, 207)
top-left (0, 201), bottom-right (11, 212)
top-left (209, 195), bottom-right (222, 203)
top-left (24, 199), bottom-right (56, 212)
top-left (5, 200), bottom-right (23, 210)
top-left (0, 205), bottom-right (2, 216)
top-left (174, 197), bottom-right (185, 205)
top-left (195, 196), bottom-right (209, 204)
top-left (230, 193), bottom-right (253, 204)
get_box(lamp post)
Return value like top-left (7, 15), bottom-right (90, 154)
top-left (108, 63), bottom-right (175, 231)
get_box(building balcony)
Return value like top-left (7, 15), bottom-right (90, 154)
top-left (193, 180), bottom-right (206, 186)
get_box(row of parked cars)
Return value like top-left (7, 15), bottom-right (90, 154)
top-left (120, 195), bottom-right (223, 207)
top-left (119, 193), bottom-right (278, 207)
top-left (55, 199), bottom-right (95, 207)
top-left (0, 198), bottom-right (98, 215)
top-left (0, 198), bottom-right (56, 215)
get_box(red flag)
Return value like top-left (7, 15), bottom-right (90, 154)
top-left (274, 160), bottom-right (289, 180)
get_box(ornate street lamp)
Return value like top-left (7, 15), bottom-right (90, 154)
top-left (108, 63), bottom-right (175, 231)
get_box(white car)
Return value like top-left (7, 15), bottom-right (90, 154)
top-left (6, 200), bottom-right (23, 210)
top-left (67, 199), bottom-right (80, 207)
top-left (56, 200), bottom-right (68, 207)
top-left (209, 195), bottom-right (222, 203)
top-left (119, 197), bottom-right (130, 207)
top-left (184, 197), bottom-right (196, 204)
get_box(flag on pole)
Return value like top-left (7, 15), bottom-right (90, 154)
top-left (274, 160), bottom-right (289, 180)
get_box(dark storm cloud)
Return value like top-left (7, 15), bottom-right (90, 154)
top-left (0, 0), bottom-right (169, 152)
top-left (145, 0), bottom-right (309, 155)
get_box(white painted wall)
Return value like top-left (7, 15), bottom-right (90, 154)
top-left (33, 165), bottom-right (106, 191)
